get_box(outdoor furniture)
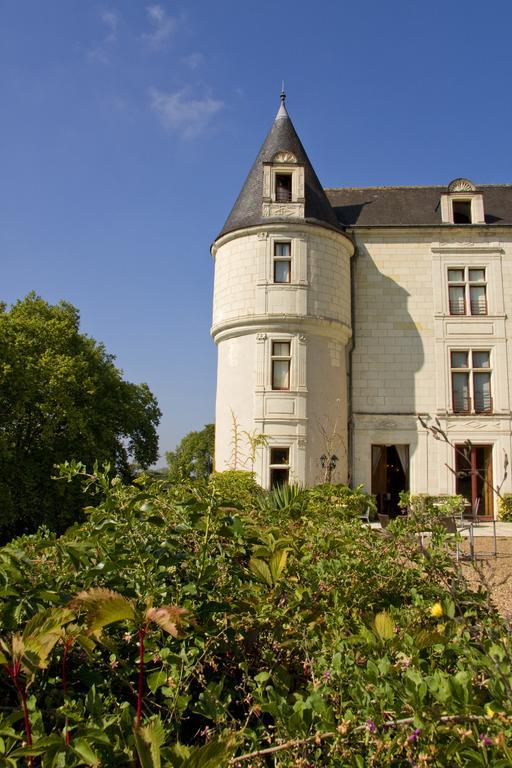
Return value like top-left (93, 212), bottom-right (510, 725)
top-left (462, 497), bottom-right (480, 526)
top-left (359, 505), bottom-right (371, 524)
top-left (439, 515), bottom-right (475, 561)
top-left (378, 513), bottom-right (390, 529)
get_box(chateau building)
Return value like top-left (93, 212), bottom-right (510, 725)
top-left (211, 95), bottom-right (512, 518)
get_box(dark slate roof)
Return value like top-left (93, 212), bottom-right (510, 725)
top-left (326, 185), bottom-right (512, 227)
top-left (217, 101), bottom-right (342, 240)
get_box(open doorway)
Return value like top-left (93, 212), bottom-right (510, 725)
top-left (455, 444), bottom-right (493, 519)
top-left (371, 445), bottom-right (409, 517)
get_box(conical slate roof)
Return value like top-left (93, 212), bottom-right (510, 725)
top-left (216, 98), bottom-right (342, 240)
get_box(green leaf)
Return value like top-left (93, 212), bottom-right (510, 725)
top-left (71, 588), bottom-right (135, 633)
top-left (374, 611), bottom-right (394, 641)
top-left (147, 669), bottom-right (168, 693)
top-left (179, 735), bottom-right (236, 768)
top-left (248, 557), bottom-right (273, 586)
top-left (72, 739), bottom-right (101, 766)
top-left (133, 717), bottom-right (165, 768)
top-left (269, 548), bottom-right (289, 583)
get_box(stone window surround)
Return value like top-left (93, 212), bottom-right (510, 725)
top-left (257, 232), bottom-right (308, 287)
top-left (447, 266), bottom-right (487, 316)
top-left (431, 246), bottom-right (505, 318)
top-left (449, 347), bottom-right (492, 414)
top-left (263, 161), bottom-right (305, 204)
top-left (440, 192), bottom-right (485, 225)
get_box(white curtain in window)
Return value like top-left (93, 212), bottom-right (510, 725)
top-left (395, 445), bottom-right (409, 478)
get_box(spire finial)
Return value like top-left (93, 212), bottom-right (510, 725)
top-left (280, 81), bottom-right (286, 104)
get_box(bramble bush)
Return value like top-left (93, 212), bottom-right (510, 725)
top-left (0, 467), bottom-right (511, 766)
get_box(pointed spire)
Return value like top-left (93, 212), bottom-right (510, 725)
top-left (216, 96), bottom-right (342, 240)
top-left (276, 82), bottom-right (288, 119)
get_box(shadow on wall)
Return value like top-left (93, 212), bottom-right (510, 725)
top-left (349, 242), bottom-right (426, 515)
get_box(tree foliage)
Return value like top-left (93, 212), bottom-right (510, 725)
top-left (0, 471), bottom-right (511, 766)
top-left (0, 293), bottom-right (161, 540)
top-left (166, 423), bottom-right (214, 481)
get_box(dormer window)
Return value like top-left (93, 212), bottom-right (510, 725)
top-left (275, 174), bottom-right (292, 202)
top-left (452, 200), bottom-right (472, 224)
top-left (440, 178), bottom-right (485, 224)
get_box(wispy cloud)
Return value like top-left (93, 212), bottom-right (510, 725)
top-left (150, 88), bottom-right (224, 138)
top-left (181, 52), bottom-right (203, 71)
top-left (87, 8), bottom-right (120, 63)
top-left (143, 4), bottom-right (176, 50)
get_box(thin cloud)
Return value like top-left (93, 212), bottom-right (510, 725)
top-left (143, 4), bottom-right (176, 50)
top-left (181, 52), bottom-right (203, 71)
top-left (87, 8), bottom-right (120, 63)
top-left (150, 88), bottom-right (224, 138)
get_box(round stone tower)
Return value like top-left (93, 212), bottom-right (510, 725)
top-left (211, 95), bottom-right (354, 487)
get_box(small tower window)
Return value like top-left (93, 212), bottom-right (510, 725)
top-left (273, 242), bottom-right (291, 283)
top-left (270, 447), bottom-right (290, 487)
top-left (275, 173), bottom-right (292, 202)
top-left (271, 341), bottom-right (291, 389)
top-left (452, 200), bottom-right (472, 224)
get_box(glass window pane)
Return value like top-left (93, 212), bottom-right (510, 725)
top-left (451, 351), bottom-right (468, 368)
top-left (449, 285), bottom-right (465, 315)
top-left (452, 372), bottom-right (470, 412)
top-left (472, 351), bottom-right (490, 369)
top-left (470, 285), bottom-right (487, 315)
top-left (272, 342), bottom-right (290, 357)
top-left (274, 260), bottom-right (291, 283)
top-left (272, 360), bottom-right (290, 389)
top-left (275, 242), bottom-right (290, 257)
top-left (448, 269), bottom-right (464, 282)
top-left (474, 372), bottom-right (491, 412)
top-left (270, 447), bottom-right (289, 465)
top-left (469, 269), bottom-right (485, 282)
top-left (270, 467), bottom-right (289, 488)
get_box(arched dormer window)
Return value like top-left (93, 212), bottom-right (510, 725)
top-left (440, 178), bottom-right (485, 224)
top-left (262, 151), bottom-right (305, 219)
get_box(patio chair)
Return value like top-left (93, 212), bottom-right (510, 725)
top-left (359, 505), bottom-right (371, 524)
top-left (463, 497), bottom-right (480, 526)
top-left (438, 515), bottom-right (474, 561)
top-left (378, 513), bottom-right (390, 529)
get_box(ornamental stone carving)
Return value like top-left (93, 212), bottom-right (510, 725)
top-left (256, 333), bottom-right (267, 341)
top-left (262, 202), bottom-right (304, 218)
top-left (448, 178), bottom-right (477, 193)
top-left (272, 151), bottom-right (297, 164)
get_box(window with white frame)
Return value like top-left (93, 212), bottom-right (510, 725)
top-left (447, 267), bottom-right (487, 316)
top-left (269, 447), bottom-right (290, 487)
top-left (271, 341), bottom-right (291, 390)
top-left (450, 350), bottom-right (492, 414)
top-left (273, 242), bottom-right (291, 283)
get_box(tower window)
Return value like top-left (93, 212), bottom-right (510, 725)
top-left (273, 242), bottom-right (291, 283)
top-left (270, 447), bottom-right (290, 487)
top-left (275, 173), bottom-right (292, 202)
top-left (271, 341), bottom-right (291, 389)
top-left (452, 200), bottom-right (472, 224)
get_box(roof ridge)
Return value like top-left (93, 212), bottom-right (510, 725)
top-left (325, 183), bottom-right (512, 192)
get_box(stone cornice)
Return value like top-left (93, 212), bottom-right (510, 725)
top-left (211, 314), bottom-right (352, 345)
top-left (211, 222), bottom-right (354, 258)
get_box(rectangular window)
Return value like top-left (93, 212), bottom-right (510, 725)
top-left (270, 447), bottom-right (290, 488)
top-left (451, 349), bottom-right (492, 414)
top-left (273, 242), bottom-right (291, 283)
top-left (271, 341), bottom-right (291, 390)
top-left (448, 267), bottom-right (487, 316)
top-left (452, 200), bottom-right (472, 224)
top-left (275, 173), bottom-right (292, 203)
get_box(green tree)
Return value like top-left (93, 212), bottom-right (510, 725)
top-left (166, 423), bottom-right (214, 481)
top-left (0, 293), bottom-right (161, 540)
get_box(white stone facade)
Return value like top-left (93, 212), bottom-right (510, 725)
top-left (211, 102), bottom-right (512, 518)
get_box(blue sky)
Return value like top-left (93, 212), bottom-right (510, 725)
top-left (2, 1), bottom-right (512, 464)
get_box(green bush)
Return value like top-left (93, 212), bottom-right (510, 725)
top-left (208, 469), bottom-right (263, 511)
top-left (0, 468), bottom-right (511, 766)
top-left (305, 483), bottom-right (376, 520)
top-left (498, 493), bottom-right (512, 521)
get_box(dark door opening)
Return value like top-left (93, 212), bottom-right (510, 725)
top-left (371, 445), bottom-right (409, 517)
top-left (455, 444), bottom-right (493, 518)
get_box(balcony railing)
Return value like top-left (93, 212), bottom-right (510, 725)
top-left (453, 394), bottom-right (471, 413)
top-left (474, 393), bottom-right (493, 413)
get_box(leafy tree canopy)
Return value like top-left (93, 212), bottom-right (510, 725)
top-left (166, 424), bottom-right (214, 481)
top-left (0, 293), bottom-right (161, 540)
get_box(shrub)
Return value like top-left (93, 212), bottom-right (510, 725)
top-left (208, 469), bottom-right (263, 511)
top-left (498, 493), bottom-right (512, 521)
top-left (305, 483), bottom-right (376, 520)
